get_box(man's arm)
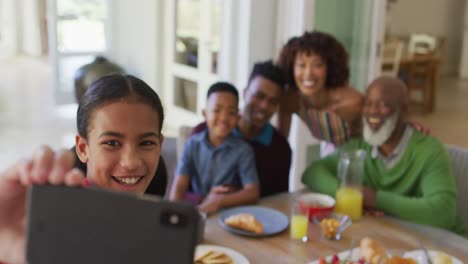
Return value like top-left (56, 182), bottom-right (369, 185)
top-left (235, 144), bottom-right (260, 204)
top-left (301, 152), bottom-right (341, 197)
top-left (377, 190), bottom-right (456, 229)
top-left (375, 145), bottom-right (457, 229)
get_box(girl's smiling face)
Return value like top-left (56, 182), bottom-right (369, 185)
top-left (76, 100), bottom-right (163, 194)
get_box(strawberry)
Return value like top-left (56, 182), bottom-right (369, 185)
top-left (331, 254), bottom-right (340, 264)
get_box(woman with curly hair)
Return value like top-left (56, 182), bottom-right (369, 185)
top-left (275, 31), bottom-right (364, 148)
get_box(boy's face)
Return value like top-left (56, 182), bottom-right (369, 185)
top-left (203, 91), bottom-right (239, 141)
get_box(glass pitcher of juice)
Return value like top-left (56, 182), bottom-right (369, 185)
top-left (334, 149), bottom-right (366, 221)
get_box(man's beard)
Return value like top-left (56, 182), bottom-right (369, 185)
top-left (363, 112), bottom-right (399, 147)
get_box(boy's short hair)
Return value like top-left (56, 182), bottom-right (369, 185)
top-left (247, 60), bottom-right (286, 89)
top-left (206, 82), bottom-right (239, 102)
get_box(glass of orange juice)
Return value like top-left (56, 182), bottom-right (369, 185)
top-left (335, 150), bottom-right (366, 221)
top-left (290, 196), bottom-right (309, 242)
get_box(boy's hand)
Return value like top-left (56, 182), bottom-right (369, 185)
top-left (198, 193), bottom-right (223, 214)
top-left (198, 185), bottom-right (233, 214)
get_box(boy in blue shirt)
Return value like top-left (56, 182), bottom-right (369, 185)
top-left (169, 82), bottom-right (259, 214)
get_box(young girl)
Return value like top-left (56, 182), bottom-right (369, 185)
top-left (0, 74), bottom-right (165, 264)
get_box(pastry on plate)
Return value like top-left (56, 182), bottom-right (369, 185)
top-left (194, 250), bottom-right (233, 264)
top-left (224, 213), bottom-right (263, 234)
top-left (360, 237), bottom-right (389, 264)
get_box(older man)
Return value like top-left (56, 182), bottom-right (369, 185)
top-left (302, 76), bottom-right (464, 234)
top-left (193, 60), bottom-right (292, 197)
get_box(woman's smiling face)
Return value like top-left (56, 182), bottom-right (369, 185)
top-left (76, 100), bottom-right (163, 194)
top-left (293, 51), bottom-right (328, 96)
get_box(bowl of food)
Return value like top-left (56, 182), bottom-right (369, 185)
top-left (298, 193), bottom-right (335, 221)
top-left (313, 212), bottom-right (352, 240)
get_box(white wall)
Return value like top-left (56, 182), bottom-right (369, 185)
top-left (0, 0), bottom-right (44, 57)
top-left (109, 0), bottom-right (163, 95)
top-left (21, 0), bottom-right (42, 56)
top-left (459, 0), bottom-right (468, 78)
top-left (0, 0), bottom-right (19, 57)
top-left (220, 0), bottom-right (279, 90)
top-left (244, 0), bottom-right (278, 78)
top-left (387, 0), bottom-right (465, 75)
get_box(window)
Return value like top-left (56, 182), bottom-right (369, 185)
top-left (164, 0), bottom-right (223, 125)
top-left (49, 0), bottom-right (110, 105)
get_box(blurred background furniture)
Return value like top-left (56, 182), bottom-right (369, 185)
top-left (177, 125), bottom-right (194, 161)
top-left (382, 34), bottom-right (444, 114)
top-left (406, 52), bottom-right (436, 113)
top-left (74, 56), bottom-right (125, 103)
top-left (381, 38), bottom-right (403, 77)
top-left (446, 145), bottom-right (468, 233)
top-left (408, 33), bottom-right (437, 55)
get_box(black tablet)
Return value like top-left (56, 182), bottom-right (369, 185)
top-left (26, 185), bottom-right (199, 264)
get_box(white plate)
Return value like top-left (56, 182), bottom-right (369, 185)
top-left (309, 248), bottom-right (464, 264)
top-left (403, 250), bottom-right (464, 264)
top-left (195, 244), bottom-right (250, 264)
top-left (309, 248), bottom-right (361, 264)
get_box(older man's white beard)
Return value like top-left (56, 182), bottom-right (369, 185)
top-left (363, 112), bottom-right (399, 147)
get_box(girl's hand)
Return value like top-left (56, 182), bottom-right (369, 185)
top-left (0, 145), bottom-right (85, 264)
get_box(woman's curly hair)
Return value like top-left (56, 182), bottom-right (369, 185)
top-left (276, 31), bottom-right (349, 91)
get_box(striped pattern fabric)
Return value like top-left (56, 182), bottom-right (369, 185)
top-left (305, 109), bottom-right (350, 146)
top-left (446, 145), bottom-right (468, 232)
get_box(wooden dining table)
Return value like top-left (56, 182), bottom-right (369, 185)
top-left (201, 192), bottom-right (468, 263)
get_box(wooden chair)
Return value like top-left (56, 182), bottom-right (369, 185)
top-left (406, 52), bottom-right (435, 113)
top-left (446, 145), bottom-right (468, 235)
top-left (177, 125), bottom-right (195, 161)
top-left (381, 39), bottom-right (403, 77)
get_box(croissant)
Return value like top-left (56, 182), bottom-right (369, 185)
top-left (360, 237), bottom-right (389, 264)
top-left (224, 213), bottom-right (263, 234)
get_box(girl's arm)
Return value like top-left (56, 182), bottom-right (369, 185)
top-left (0, 146), bottom-right (84, 264)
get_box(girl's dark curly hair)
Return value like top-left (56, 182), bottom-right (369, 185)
top-left (276, 31), bottom-right (349, 91)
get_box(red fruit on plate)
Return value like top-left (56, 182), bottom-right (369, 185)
top-left (331, 254), bottom-right (340, 264)
top-left (318, 257), bottom-right (326, 264)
